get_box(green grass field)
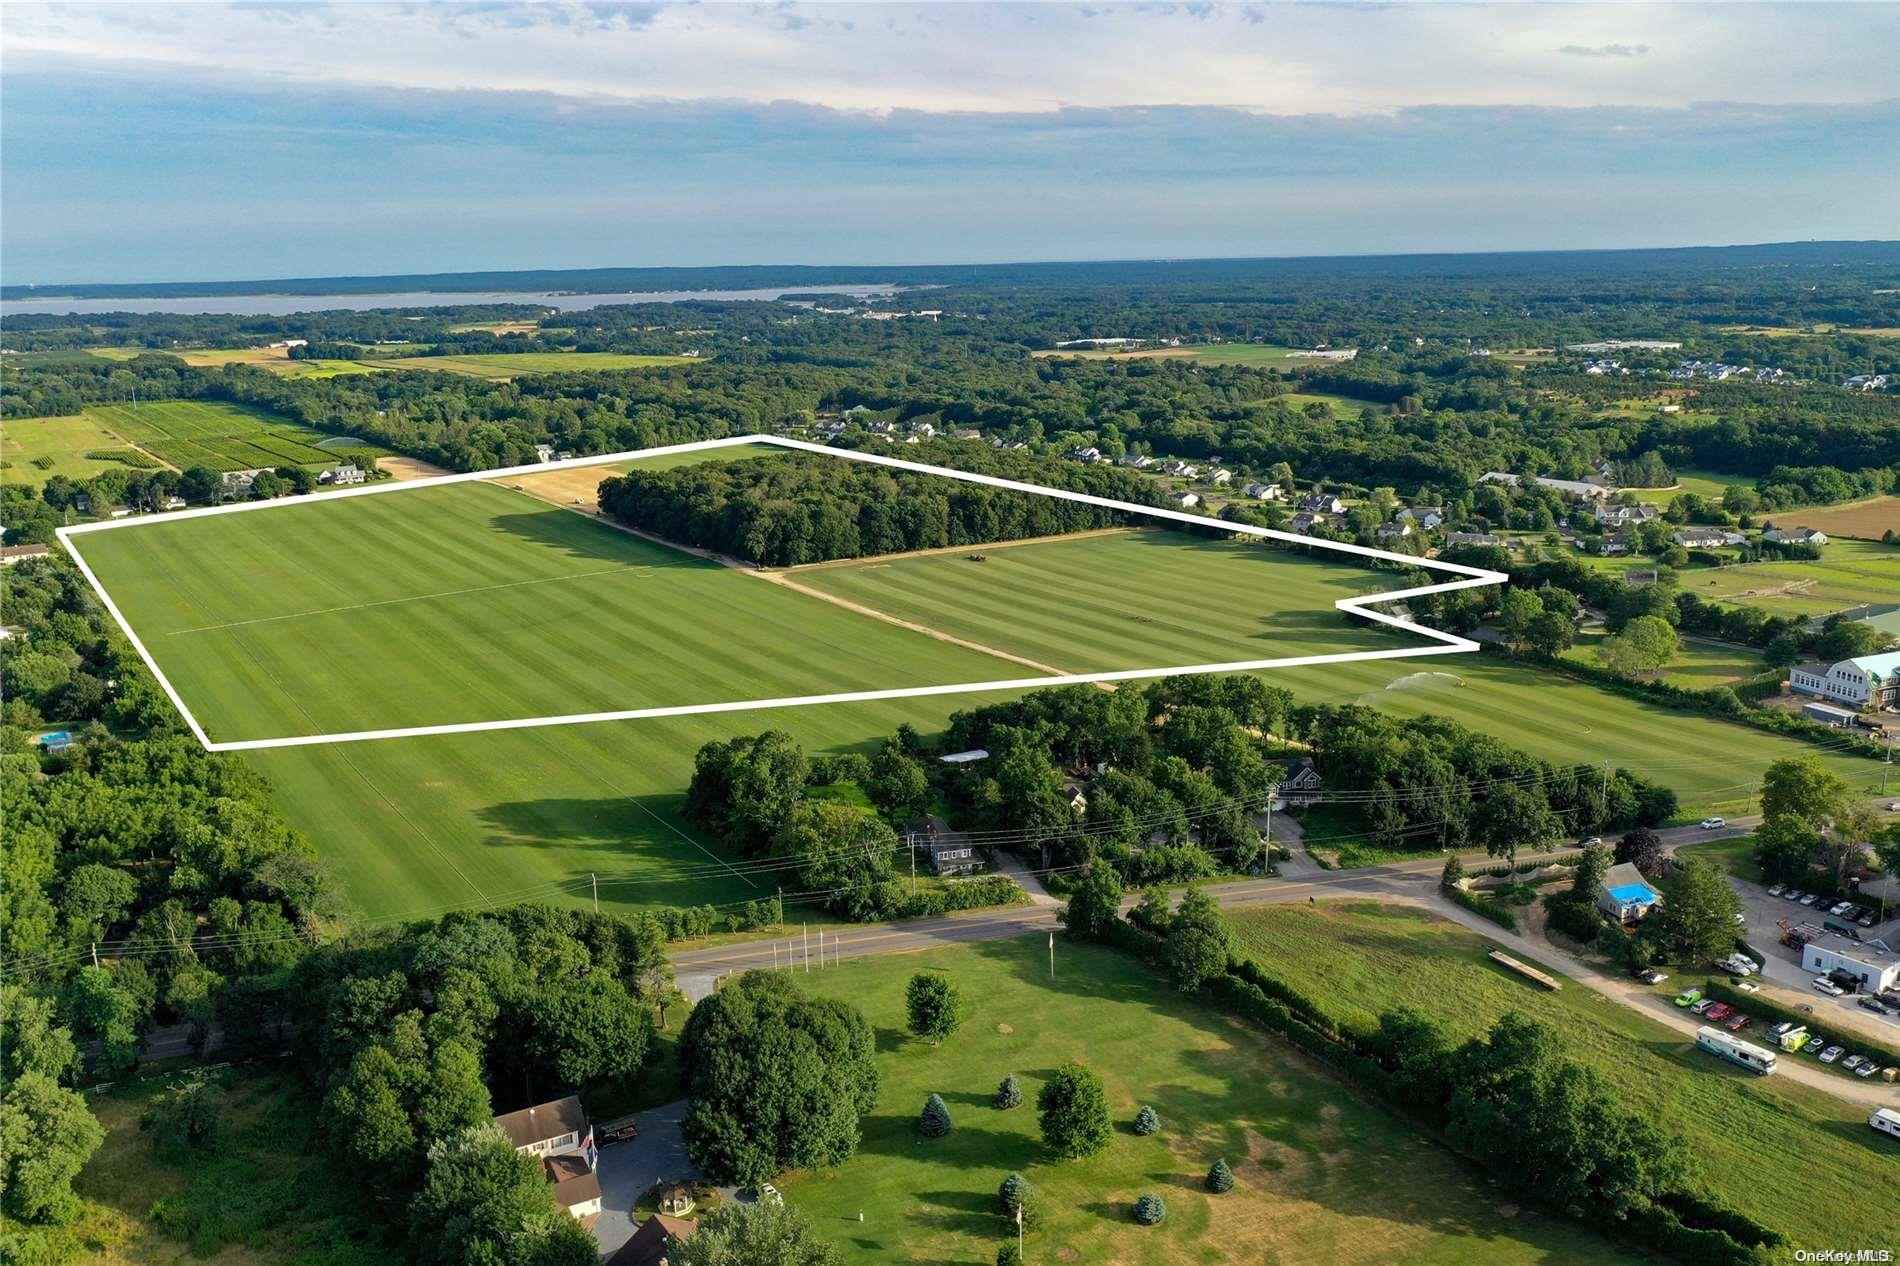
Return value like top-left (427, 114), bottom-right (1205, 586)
top-left (1225, 902), bottom-right (1896, 1248)
top-left (0, 412), bottom-right (156, 483)
top-left (1034, 343), bottom-right (1324, 365)
top-left (772, 933), bottom-right (1641, 1266)
top-left (72, 480), bottom-right (1041, 743)
top-left (82, 401), bottom-right (377, 474)
top-left (1687, 539), bottom-right (1900, 618)
top-left (791, 531), bottom-right (1411, 676)
top-left (361, 352), bottom-right (700, 378)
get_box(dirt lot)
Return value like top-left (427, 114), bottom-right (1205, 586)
top-left (487, 462), bottom-right (628, 508)
top-left (379, 454), bottom-right (454, 482)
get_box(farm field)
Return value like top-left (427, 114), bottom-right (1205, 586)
top-left (771, 932), bottom-right (1641, 1266)
top-left (1225, 902), bottom-right (1896, 1248)
top-left (360, 351), bottom-right (700, 378)
top-left (71, 481), bottom-right (1034, 742)
top-left (0, 411), bottom-right (158, 483)
top-left (794, 536), bottom-right (1879, 811)
top-left (1766, 495), bottom-right (1900, 542)
top-left (1273, 390), bottom-right (1382, 417)
top-left (494, 441), bottom-right (784, 510)
top-left (1686, 538), bottom-right (1900, 618)
top-left (791, 530), bottom-right (1410, 676)
top-left (82, 401), bottom-right (377, 473)
top-left (1032, 343), bottom-right (1323, 364)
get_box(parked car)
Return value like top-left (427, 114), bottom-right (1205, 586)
top-left (1857, 913), bottom-right (1878, 928)
top-left (1699, 817), bottom-right (1726, 830)
top-left (1831, 901), bottom-right (1855, 917)
top-left (598, 1119), bottom-right (640, 1145)
top-left (1819, 1045), bottom-right (1844, 1063)
top-left (1691, 999), bottom-right (1717, 1015)
top-left (1579, 836), bottom-right (1604, 847)
top-left (1812, 977), bottom-right (1847, 997)
top-left (1784, 889), bottom-right (1805, 903)
top-left (1732, 979), bottom-right (1760, 994)
top-left (1637, 969), bottom-right (1668, 985)
top-left (1704, 1003), bottom-right (1734, 1022)
top-left (1674, 988), bottom-right (1703, 1007)
top-left (1857, 996), bottom-right (1892, 1015)
top-left (1800, 893), bottom-right (1820, 906)
top-left (1724, 1013), bottom-right (1752, 1032)
top-left (1841, 1055), bottom-right (1866, 1071)
top-left (1853, 1062), bottom-right (1878, 1078)
top-left (1768, 883), bottom-right (1787, 897)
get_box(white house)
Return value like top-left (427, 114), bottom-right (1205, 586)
top-left (1376, 521), bottom-right (1412, 540)
top-left (1208, 468), bottom-right (1233, 485)
top-left (1066, 445), bottom-right (1103, 463)
top-left (1597, 504), bottom-right (1660, 528)
top-left (1788, 651), bottom-right (1900, 711)
top-left (1596, 862), bottom-right (1662, 923)
top-left (1119, 453), bottom-right (1154, 469)
top-left (1672, 528), bottom-right (1745, 549)
top-left (533, 444), bottom-right (556, 463)
top-left (1169, 490), bottom-right (1201, 509)
top-left (1762, 525), bottom-right (1827, 545)
top-left (1801, 936), bottom-right (1900, 994)
top-left (1162, 460), bottom-right (1200, 478)
top-left (494, 1097), bottom-right (600, 1223)
top-left (1297, 492), bottom-right (1345, 514)
top-left (1242, 482), bottom-right (1286, 501)
top-left (1398, 506), bottom-right (1444, 528)
top-left (1480, 472), bottom-right (1611, 501)
top-left (319, 464), bottom-right (365, 486)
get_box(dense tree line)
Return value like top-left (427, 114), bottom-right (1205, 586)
top-left (598, 449), bottom-right (1157, 566)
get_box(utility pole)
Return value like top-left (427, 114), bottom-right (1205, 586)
top-left (909, 833), bottom-right (917, 895)
top-left (1048, 931), bottom-right (1055, 979)
top-left (803, 924), bottom-right (810, 973)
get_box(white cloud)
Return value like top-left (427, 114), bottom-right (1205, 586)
top-left (4, 1), bottom-right (1895, 116)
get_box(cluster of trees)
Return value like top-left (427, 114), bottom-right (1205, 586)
top-left (598, 448), bottom-right (1162, 567)
top-left (1295, 705), bottom-right (1675, 862)
top-left (283, 901), bottom-right (674, 1261)
top-left (1752, 756), bottom-right (1900, 896)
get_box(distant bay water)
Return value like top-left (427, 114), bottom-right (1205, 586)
top-left (0, 283), bottom-right (900, 318)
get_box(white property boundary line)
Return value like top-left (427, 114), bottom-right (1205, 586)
top-left (57, 434), bottom-right (1507, 752)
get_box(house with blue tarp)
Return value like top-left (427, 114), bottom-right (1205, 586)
top-left (1597, 861), bottom-right (1662, 922)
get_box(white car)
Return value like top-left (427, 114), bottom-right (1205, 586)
top-left (1830, 901), bottom-right (1855, 917)
top-left (1819, 1045), bottom-right (1844, 1063)
top-left (1699, 817), bottom-right (1726, 830)
top-left (1812, 977), bottom-right (1847, 997)
top-left (1732, 980), bottom-right (1760, 994)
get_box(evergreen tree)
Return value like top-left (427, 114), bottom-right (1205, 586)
top-left (1133, 1193), bottom-right (1167, 1225)
top-left (995, 1074), bottom-right (1022, 1110)
top-left (1037, 1062), bottom-right (1112, 1159)
top-left (1206, 1158), bottom-right (1236, 1193)
top-left (1132, 1105), bottom-right (1160, 1136)
top-left (906, 972), bottom-right (966, 1044)
top-left (919, 1093), bottom-right (953, 1138)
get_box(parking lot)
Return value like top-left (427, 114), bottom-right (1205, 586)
top-left (1727, 874), bottom-right (1900, 1046)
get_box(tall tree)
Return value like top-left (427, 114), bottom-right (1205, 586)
top-left (1037, 1062), bottom-right (1113, 1160)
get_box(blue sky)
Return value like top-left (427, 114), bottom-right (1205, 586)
top-left (2, 2), bottom-right (1896, 284)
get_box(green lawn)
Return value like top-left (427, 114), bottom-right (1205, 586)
top-left (1562, 630), bottom-right (1764, 691)
top-left (773, 933), bottom-right (1642, 1266)
top-left (82, 401), bottom-right (376, 474)
top-left (1621, 467), bottom-right (1755, 507)
top-left (1688, 539), bottom-right (1900, 619)
top-left (792, 530), bottom-right (1421, 675)
top-left (0, 412), bottom-right (157, 483)
top-left (1273, 390), bottom-right (1383, 418)
top-left (361, 352), bottom-right (701, 378)
top-left (1225, 902), bottom-right (1897, 1248)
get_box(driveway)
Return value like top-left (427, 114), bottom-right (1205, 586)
top-left (592, 1099), bottom-right (698, 1258)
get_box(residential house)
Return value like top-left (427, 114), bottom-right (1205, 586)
top-left (1207, 468), bottom-right (1233, 486)
top-left (907, 420), bottom-right (937, 438)
top-left (1596, 503), bottom-right (1659, 529)
top-left (320, 464), bottom-right (366, 486)
top-left (1762, 525), bottom-right (1827, 546)
top-left (1275, 758), bottom-right (1324, 807)
top-left (221, 469), bottom-right (264, 494)
top-left (1169, 490), bottom-right (1201, 509)
top-left (1162, 460), bottom-right (1200, 479)
top-left (494, 1096), bottom-right (599, 1223)
top-left (1066, 445), bottom-right (1103, 463)
top-left (1671, 528), bottom-right (1745, 549)
top-left (1375, 522), bottom-right (1412, 540)
top-left (1119, 453), bottom-right (1154, 469)
top-left (0, 545), bottom-right (51, 566)
top-left (108, 506), bottom-right (134, 519)
top-left (1596, 862), bottom-right (1662, 923)
top-left (1241, 481), bottom-right (1285, 501)
top-left (1444, 531), bottom-right (1505, 548)
top-left (1397, 506), bottom-right (1445, 528)
top-left (1596, 534), bottom-right (1632, 556)
top-left (607, 1214), bottom-right (699, 1266)
top-left (904, 816), bottom-right (982, 877)
top-left (160, 496), bottom-right (187, 510)
top-left (1286, 512), bottom-right (1326, 535)
top-left (1788, 651), bottom-right (1900, 711)
top-left (1297, 492), bottom-right (1346, 514)
top-left (950, 428), bottom-right (982, 441)
top-left (533, 444), bottom-right (556, 463)
top-left (1841, 375), bottom-right (1889, 391)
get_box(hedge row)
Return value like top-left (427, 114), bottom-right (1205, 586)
top-left (1448, 886), bottom-right (1518, 931)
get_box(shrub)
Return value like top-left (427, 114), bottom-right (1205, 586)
top-left (1206, 1158), bottom-right (1235, 1193)
top-left (996, 1245), bottom-right (1022, 1266)
top-left (1132, 1193), bottom-right (1166, 1225)
top-left (140, 1075), bottom-right (220, 1159)
top-left (1131, 1105), bottom-right (1160, 1136)
top-left (1448, 886), bottom-right (1518, 931)
top-left (997, 1172), bottom-right (1035, 1223)
top-left (995, 1074), bottom-right (1022, 1110)
top-left (918, 1093), bottom-right (953, 1138)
